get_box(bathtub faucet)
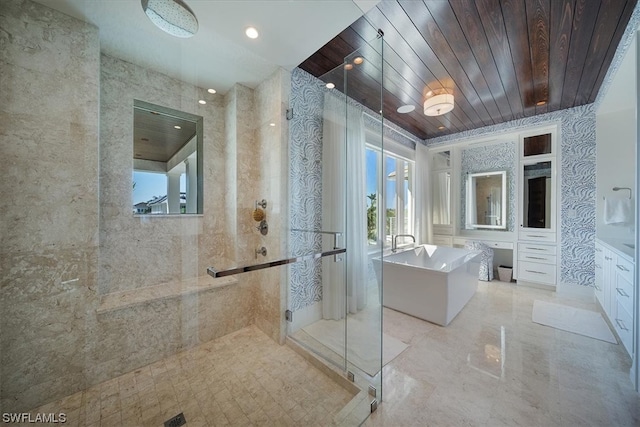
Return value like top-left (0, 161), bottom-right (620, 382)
top-left (392, 234), bottom-right (415, 253)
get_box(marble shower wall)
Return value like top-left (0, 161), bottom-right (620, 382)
top-left (96, 53), bottom-right (256, 387)
top-left (252, 68), bottom-right (290, 344)
top-left (1, 0), bottom-right (288, 412)
top-left (0, 0), bottom-right (100, 412)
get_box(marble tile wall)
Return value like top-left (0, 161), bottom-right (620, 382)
top-left (99, 54), bottom-right (227, 293)
top-left (0, 0), bottom-right (100, 412)
top-left (252, 68), bottom-right (291, 344)
top-left (1, 0), bottom-right (289, 412)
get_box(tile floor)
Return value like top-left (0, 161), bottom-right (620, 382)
top-left (366, 281), bottom-right (640, 426)
top-left (24, 281), bottom-right (640, 426)
top-left (26, 326), bottom-right (354, 427)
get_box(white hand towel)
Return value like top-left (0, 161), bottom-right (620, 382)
top-left (604, 197), bottom-right (633, 225)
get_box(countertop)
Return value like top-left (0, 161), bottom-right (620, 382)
top-left (596, 237), bottom-right (635, 262)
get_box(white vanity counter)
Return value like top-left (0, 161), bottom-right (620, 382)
top-left (596, 237), bottom-right (634, 261)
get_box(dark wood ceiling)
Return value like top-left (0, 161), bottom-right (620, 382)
top-left (299, 0), bottom-right (637, 140)
top-left (134, 108), bottom-right (197, 163)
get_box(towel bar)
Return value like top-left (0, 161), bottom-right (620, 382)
top-left (603, 187), bottom-right (632, 200)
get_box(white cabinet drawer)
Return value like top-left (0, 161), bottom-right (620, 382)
top-left (594, 260), bottom-right (604, 307)
top-left (519, 231), bottom-right (556, 243)
top-left (518, 242), bottom-right (556, 255)
top-left (432, 235), bottom-right (453, 246)
top-left (615, 268), bottom-right (634, 315)
top-left (517, 261), bottom-right (556, 285)
top-left (518, 251), bottom-right (556, 264)
top-left (615, 301), bottom-right (633, 356)
top-left (614, 257), bottom-right (634, 284)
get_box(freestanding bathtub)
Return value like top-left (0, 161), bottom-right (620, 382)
top-left (373, 245), bottom-right (481, 326)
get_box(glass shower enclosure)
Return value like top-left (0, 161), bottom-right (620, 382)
top-left (287, 34), bottom-right (385, 423)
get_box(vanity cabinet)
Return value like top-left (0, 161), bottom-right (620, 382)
top-left (614, 255), bottom-right (634, 355)
top-left (517, 127), bottom-right (558, 288)
top-left (594, 242), bottom-right (606, 311)
top-left (595, 239), bottom-right (635, 357)
top-left (517, 242), bottom-right (557, 286)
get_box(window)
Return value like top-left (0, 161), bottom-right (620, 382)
top-left (366, 144), bottom-right (415, 250)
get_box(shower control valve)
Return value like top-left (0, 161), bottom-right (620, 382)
top-left (255, 246), bottom-right (267, 258)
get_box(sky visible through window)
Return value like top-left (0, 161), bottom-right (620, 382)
top-left (133, 171), bottom-right (185, 205)
top-left (365, 149), bottom-right (398, 210)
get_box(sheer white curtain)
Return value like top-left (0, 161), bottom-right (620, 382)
top-left (414, 143), bottom-right (431, 244)
top-left (321, 92), bottom-right (367, 320)
top-left (433, 172), bottom-right (450, 224)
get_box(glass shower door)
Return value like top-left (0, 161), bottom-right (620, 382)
top-left (343, 34), bottom-right (384, 419)
top-left (286, 32), bottom-right (385, 425)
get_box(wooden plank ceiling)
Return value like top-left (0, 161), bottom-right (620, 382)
top-left (299, 0), bottom-right (637, 140)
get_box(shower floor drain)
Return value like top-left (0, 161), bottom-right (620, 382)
top-left (164, 412), bottom-right (186, 427)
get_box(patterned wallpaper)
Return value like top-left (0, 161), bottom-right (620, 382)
top-left (426, 104), bottom-right (597, 287)
top-left (288, 69), bottom-right (324, 312)
top-left (288, 68), bottom-right (421, 312)
top-left (424, 2), bottom-right (640, 288)
top-left (460, 142), bottom-right (517, 232)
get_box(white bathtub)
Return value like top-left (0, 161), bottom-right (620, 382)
top-left (373, 245), bottom-right (481, 326)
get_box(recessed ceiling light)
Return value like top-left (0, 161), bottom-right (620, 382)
top-left (207, 88), bottom-right (216, 94)
top-left (397, 104), bottom-right (415, 114)
top-left (536, 100), bottom-right (547, 106)
top-left (198, 99), bottom-right (206, 105)
top-left (174, 125), bottom-right (181, 129)
top-left (353, 57), bottom-right (364, 65)
top-left (245, 26), bottom-right (259, 39)
top-left (269, 123), bottom-right (276, 127)
top-left (344, 63), bottom-right (353, 70)
top-left (426, 90), bottom-right (434, 97)
top-left (326, 82), bottom-right (335, 89)
top-left (438, 126), bottom-right (445, 130)
top-left (141, 0), bottom-right (198, 38)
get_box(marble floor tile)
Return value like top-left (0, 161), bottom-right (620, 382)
top-left (22, 282), bottom-right (640, 426)
top-left (366, 281), bottom-right (640, 427)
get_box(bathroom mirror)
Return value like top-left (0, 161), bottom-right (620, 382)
top-left (466, 171), bottom-right (507, 229)
top-left (132, 100), bottom-right (203, 215)
top-left (522, 161), bottom-right (552, 228)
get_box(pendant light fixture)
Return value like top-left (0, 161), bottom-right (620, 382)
top-left (424, 91), bottom-right (455, 116)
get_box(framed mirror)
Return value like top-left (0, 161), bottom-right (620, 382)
top-left (466, 171), bottom-right (507, 229)
top-left (132, 100), bottom-right (203, 215)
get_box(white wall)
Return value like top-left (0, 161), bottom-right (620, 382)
top-left (596, 35), bottom-right (636, 239)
